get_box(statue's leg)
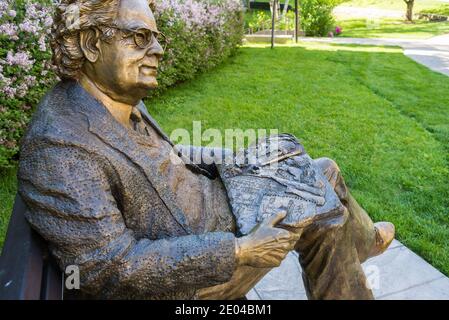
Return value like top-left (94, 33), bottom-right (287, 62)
top-left (294, 157), bottom-right (376, 300)
top-left (315, 157), bottom-right (376, 262)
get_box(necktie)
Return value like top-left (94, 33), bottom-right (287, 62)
top-left (130, 106), bottom-right (149, 136)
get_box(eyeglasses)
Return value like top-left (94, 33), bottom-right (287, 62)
top-left (100, 25), bottom-right (168, 52)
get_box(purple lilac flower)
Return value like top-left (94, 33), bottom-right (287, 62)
top-left (155, 0), bottom-right (242, 31)
top-left (43, 15), bottom-right (53, 29)
top-left (38, 35), bottom-right (47, 51)
top-left (19, 18), bottom-right (41, 34)
top-left (1, 85), bottom-right (17, 99)
top-left (0, 0), bottom-right (10, 16)
top-left (16, 82), bottom-right (30, 98)
top-left (5, 51), bottom-right (35, 71)
top-left (0, 22), bottom-right (18, 38)
top-left (23, 75), bottom-right (36, 86)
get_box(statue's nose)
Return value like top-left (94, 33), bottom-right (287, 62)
top-left (147, 39), bottom-right (164, 60)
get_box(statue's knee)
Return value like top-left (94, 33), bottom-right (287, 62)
top-left (315, 157), bottom-right (340, 181)
top-left (315, 157), bottom-right (348, 201)
top-left (302, 207), bottom-right (349, 239)
top-left (325, 206), bottom-right (349, 231)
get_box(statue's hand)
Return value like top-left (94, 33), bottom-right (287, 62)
top-left (235, 211), bottom-right (301, 268)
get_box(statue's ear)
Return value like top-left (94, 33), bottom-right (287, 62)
top-left (79, 28), bottom-right (101, 63)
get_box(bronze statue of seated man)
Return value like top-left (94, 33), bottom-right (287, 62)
top-left (18, 0), bottom-right (395, 300)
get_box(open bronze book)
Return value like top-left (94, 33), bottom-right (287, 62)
top-left (219, 134), bottom-right (345, 235)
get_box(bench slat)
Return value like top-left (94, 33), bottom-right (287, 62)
top-left (0, 195), bottom-right (63, 300)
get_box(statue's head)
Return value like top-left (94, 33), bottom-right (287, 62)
top-left (52, 0), bottom-right (164, 104)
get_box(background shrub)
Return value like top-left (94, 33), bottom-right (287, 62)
top-left (0, 0), bottom-right (244, 168)
top-left (245, 9), bottom-right (296, 34)
top-left (300, 0), bottom-right (340, 36)
top-left (0, 0), bottom-right (55, 168)
top-left (154, 0), bottom-right (244, 93)
top-left (420, 4), bottom-right (449, 17)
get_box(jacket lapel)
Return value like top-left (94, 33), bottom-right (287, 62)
top-left (137, 102), bottom-right (174, 146)
top-left (67, 81), bottom-right (193, 235)
top-left (137, 102), bottom-right (217, 179)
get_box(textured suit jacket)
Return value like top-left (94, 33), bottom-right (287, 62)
top-left (18, 80), bottom-right (236, 299)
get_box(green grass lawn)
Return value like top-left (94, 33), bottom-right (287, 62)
top-left (337, 18), bottom-right (449, 38)
top-left (1, 42), bottom-right (448, 277)
top-left (0, 167), bottom-right (17, 249)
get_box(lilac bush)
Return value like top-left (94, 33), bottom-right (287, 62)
top-left (153, 0), bottom-right (244, 91)
top-left (0, 0), bottom-right (55, 167)
top-left (0, 0), bottom-right (244, 167)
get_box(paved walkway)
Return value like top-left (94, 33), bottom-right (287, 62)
top-left (300, 35), bottom-right (449, 76)
top-left (246, 240), bottom-right (449, 300)
top-left (333, 6), bottom-right (404, 20)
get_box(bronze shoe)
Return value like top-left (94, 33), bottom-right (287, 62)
top-left (369, 222), bottom-right (395, 258)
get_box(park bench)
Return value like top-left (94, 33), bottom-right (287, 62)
top-left (0, 196), bottom-right (244, 300)
top-left (0, 195), bottom-right (63, 300)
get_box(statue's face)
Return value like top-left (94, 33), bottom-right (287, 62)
top-left (85, 0), bottom-right (164, 104)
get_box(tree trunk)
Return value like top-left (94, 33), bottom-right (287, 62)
top-left (405, 0), bottom-right (414, 22)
